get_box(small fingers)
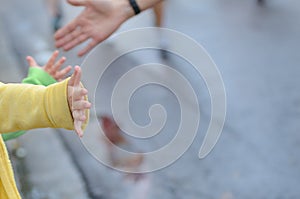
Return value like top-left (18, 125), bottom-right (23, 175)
top-left (72, 110), bottom-right (87, 121)
top-left (45, 50), bottom-right (59, 70)
top-left (68, 66), bottom-right (82, 87)
top-left (26, 56), bottom-right (38, 67)
top-left (49, 56), bottom-right (66, 76)
top-left (56, 65), bottom-right (72, 81)
top-left (67, 65), bottom-right (89, 138)
top-left (72, 100), bottom-right (91, 110)
top-left (74, 120), bottom-right (83, 137)
top-left (73, 110), bottom-right (86, 138)
top-left (73, 88), bottom-right (88, 101)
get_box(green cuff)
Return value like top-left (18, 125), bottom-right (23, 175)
top-left (22, 67), bottom-right (57, 86)
top-left (2, 130), bottom-right (26, 141)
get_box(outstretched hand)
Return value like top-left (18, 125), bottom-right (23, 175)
top-left (68, 66), bottom-right (91, 137)
top-left (54, 0), bottom-right (133, 56)
top-left (26, 50), bottom-right (72, 81)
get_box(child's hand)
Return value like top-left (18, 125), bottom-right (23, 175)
top-left (68, 66), bottom-right (91, 137)
top-left (26, 50), bottom-right (72, 82)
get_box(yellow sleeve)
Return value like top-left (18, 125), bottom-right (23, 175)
top-left (0, 79), bottom-right (77, 134)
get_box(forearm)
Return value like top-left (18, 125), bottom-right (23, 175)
top-left (136, 0), bottom-right (163, 11)
top-left (118, 0), bottom-right (164, 22)
top-left (2, 67), bottom-right (57, 141)
top-left (0, 80), bottom-right (73, 134)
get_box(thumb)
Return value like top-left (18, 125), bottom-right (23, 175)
top-left (68, 66), bottom-right (81, 87)
top-left (67, 0), bottom-right (87, 6)
top-left (26, 56), bottom-right (38, 67)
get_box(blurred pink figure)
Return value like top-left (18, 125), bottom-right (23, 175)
top-left (99, 115), bottom-right (152, 199)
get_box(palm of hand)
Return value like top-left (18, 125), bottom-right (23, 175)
top-left (55, 0), bottom-right (128, 56)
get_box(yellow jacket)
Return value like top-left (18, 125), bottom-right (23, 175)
top-left (0, 79), bottom-right (87, 198)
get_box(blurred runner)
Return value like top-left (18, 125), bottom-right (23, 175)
top-left (153, 1), bottom-right (164, 28)
top-left (153, 1), bottom-right (169, 60)
top-left (46, 0), bottom-right (63, 32)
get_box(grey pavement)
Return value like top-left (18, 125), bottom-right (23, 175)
top-left (0, 17), bottom-right (22, 82)
top-left (1, 0), bottom-right (300, 199)
top-left (61, 0), bottom-right (300, 198)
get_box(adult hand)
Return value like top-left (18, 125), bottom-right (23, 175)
top-left (26, 50), bottom-right (72, 81)
top-left (67, 66), bottom-right (91, 137)
top-left (54, 0), bottom-right (134, 57)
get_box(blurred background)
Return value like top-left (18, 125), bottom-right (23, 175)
top-left (1, 0), bottom-right (300, 198)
